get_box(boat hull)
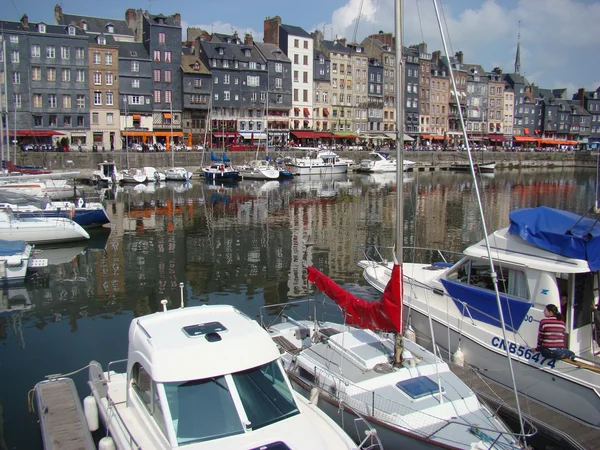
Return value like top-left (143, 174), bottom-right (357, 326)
top-left (289, 164), bottom-right (348, 176)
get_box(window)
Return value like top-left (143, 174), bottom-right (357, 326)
top-left (214, 76), bottom-right (219, 84)
top-left (9, 35), bottom-right (18, 44)
top-left (94, 92), bottom-right (102, 105)
top-left (249, 62), bottom-right (257, 70)
top-left (61, 46), bottom-right (70, 60)
top-left (131, 61), bottom-right (139, 72)
top-left (38, 24), bottom-right (46, 34)
top-left (62, 69), bottom-right (71, 82)
top-left (94, 72), bottom-right (102, 85)
top-left (294, 89), bottom-right (298, 102)
top-left (303, 72), bottom-right (308, 83)
top-left (275, 63), bottom-right (282, 73)
top-left (251, 92), bottom-right (257, 102)
top-left (276, 94), bottom-right (283, 104)
top-left (106, 92), bottom-right (113, 106)
top-left (214, 93), bottom-right (219, 101)
top-left (323, 92), bottom-right (328, 102)
top-left (13, 93), bottom-right (21, 109)
top-left (247, 75), bottom-right (260, 87)
top-left (294, 39), bottom-right (299, 48)
top-left (165, 70), bottom-right (172, 83)
top-left (105, 53), bottom-right (112, 65)
top-left (164, 51), bottom-right (172, 63)
top-left (154, 69), bottom-right (161, 82)
top-left (77, 94), bottom-right (85, 108)
top-left (165, 90), bottom-right (172, 104)
top-left (158, 32), bottom-right (166, 44)
top-left (47, 68), bottom-right (56, 82)
top-left (48, 115), bottom-right (57, 127)
top-left (294, 54), bottom-right (299, 64)
top-left (303, 90), bottom-right (308, 102)
top-left (12, 72), bottom-right (20, 84)
top-left (11, 51), bottom-right (19, 63)
top-left (76, 47), bottom-right (85, 60)
top-left (275, 77), bottom-right (282, 89)
top-left (293, 71), bottom-right (299, 82)
top-left (92, 112), bottom-right (99, 125)
top-left (63, 116), bottom-right (71, 126)
top-left (132, 79), bottom-right (140, 88)
top-left (194, 78), bottom-right (202, 88)
top-left (33, 115), bottom-right (43, 126)
top-left (223, 74), bottom-right (230, 84)
top-left (128, 95), bottom-right (141, 105)
top-left (48, 94), bottom-right (57, 108)
top-left (154, 50), bottom-right (161, 62)
top-left (105, 73), bottom-right (113, 85)
top-left (93, 52), bottom-right (101, 64)
top-left (77, 116), bottom-right (84, 127)
top-left (303, 55), bottom-right (308, 65)
top-left (32, 67), bottom-right (41, 81)
top-left (76, 69), bottom-right (85, 82)
top-left (260, 92), bottom-right (266, 102)
top-left (63, 95), bottom-right (71, 109)
top-left (224, 91), bottom-right (230, 101)
top-left (31, 45), bottom-right (40, 57)
top-left (154, 90), bottom-right (162, 103)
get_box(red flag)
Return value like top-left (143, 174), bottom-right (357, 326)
top-left (307, 264), bottom-right (403, 333)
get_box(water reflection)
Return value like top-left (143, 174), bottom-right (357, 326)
top-left (0, 167), bottom-right (596, 449)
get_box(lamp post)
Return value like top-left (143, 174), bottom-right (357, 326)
top-left (123, 95), bottom-right (129, 169)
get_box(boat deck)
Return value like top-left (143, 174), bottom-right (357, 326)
top-left (451, 363), bottom-right (599, 450)
top-left (35, 378), bottom-right (95, 450)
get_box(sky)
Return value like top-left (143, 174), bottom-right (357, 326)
top-left (4, 0), bottom-right (600, 95)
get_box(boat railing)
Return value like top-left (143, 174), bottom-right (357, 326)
top-left (105, 393), bottom-right (142, 449)
top-left (260, 297), bottom-right (345, 330)
top-left (107, 358), bottom-right (127, 382)
top-left (358, 244), bottom-right (463, 267)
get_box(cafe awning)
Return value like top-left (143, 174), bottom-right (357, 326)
top-left (291, 131), bottom-right (317, 139)
top-left (513, 136), bottom-right (538, 143)
top-left (488, 134), bottom-right (507, 142)
top-left (213, 131), bottom-right (240, 138)
top-left (333, 132), bottom-right (358, 139)
top-left (10, 130), bottom-right (66, 137)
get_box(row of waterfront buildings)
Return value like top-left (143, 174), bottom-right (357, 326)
top-left (0, 5), bottom-right (599, 151)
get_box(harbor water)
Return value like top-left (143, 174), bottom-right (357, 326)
top-left (0, 167), bottom-right (597, 449)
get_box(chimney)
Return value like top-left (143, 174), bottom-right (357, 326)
top-left (20, 14), bottom-right (29, 29)
top-left (339, 38), bottom-right (347, 46)
top-left (418, 42), bottom-right (427, 54)
top-left (54, 4), bottom-right (62, 25)
top-left (432, 50), bottom-right (440, 65)
top-left (577, 87), bottom-right (586, 107)
top-left (311, 30), bottom-right (323, 48)
top-left (173, 13), bottom-right (181, 26)
top-left (244, 33), bottom-right (254, 46)
top-left (264, 15), bottom-right (281, 46)
top-left (455, 51), bottom-right (464, 64)
top-left (125, 8), bottom-right (136, 31)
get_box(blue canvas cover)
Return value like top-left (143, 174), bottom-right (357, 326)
top-left (210, 152), bottom-right (222, 162)
top-left (509, 206), bottom-right (600, 271)
top-left (0, 240), bottom-right (27, 256)
top-left (221, 153), bottom-right (231, 162)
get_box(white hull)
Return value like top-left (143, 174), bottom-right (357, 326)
top-left (0, 212), bottom-right (90, 244)
top-left (0, 241), bottom-right (47, 284)
top-left (164, 168), bottom-right (192, 181)
top-left (289, 164), bottom-right (348, 176)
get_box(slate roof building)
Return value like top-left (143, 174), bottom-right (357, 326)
top-left (464, 63), bottom-right (488, 143)
top-left (180, 54), bottom-right (211, 147)
top-left (573, 87), bottom-right (600, 149)
top-left (55, 5), bottom-right (134, 42)
top-left (312, 47), bottom-right (331, 133)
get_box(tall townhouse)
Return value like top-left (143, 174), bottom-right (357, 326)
top-left (464, 64), bottom-right (488, 144)
top-left (503, 73), bottom-right (527, 137)
top-left (367, 60), bottom-right (384, 133)
top-left (0, 15), bottom-right (90, 147)
top-left (568, 101), bottom-right (591, 148)
top-left (429, 51), bottom-right (449, 141)
top-left (573, 87), bottom-right (600, 149)
top-left (348, 43), bottom-right (368, 133)
top-left (264, 17), bottom-right (313, 131)
top-left (88, 34), bottom-right (120, 150)
top-left (553, 96), bottom-right (572, 142)
top-left (503, 86), bottom-right (514, 141)
top-left (312, 48), bottom-right (331, 132)
top-left (522, 84), bottom-right (538, 138)
top-left (199, 35), bottom-right (269, 143)
top-left (403, 46), bottom-right (420, 136)
top-left (362, 33), bottom-right (396, 133)
top-left (487, 68), bottom-right (505, 145)
top-left (254, 41), bottom-right (293, 145)
top-left (416, 43), bottom-right (432, 140)
top-left (440, 52), bottom-right (467, 146)
top-left (534, 88), bottom-right (559, 143)
top-left (117, 42), bottom-right (153, 148)
top-left (180, 53), bottom-right (212, 147)
top-left (316, 37), bottom-right (353, 133)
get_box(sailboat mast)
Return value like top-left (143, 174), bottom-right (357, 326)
top-left (393, 0), bottom-right (405, 366)
top-left (170, 100), bottom-right (174, 167)
top-left (1, 36), bottom-right (6, 166)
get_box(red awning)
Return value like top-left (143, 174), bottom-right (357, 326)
top-left (294, 107), bottom-right (300, 113)
top-left (291, 131), bottom-right (317, 139)
top-left (524, 127), bottom-right (530, 134)
top-left (323, 108), bottom-right (329, 117)
top-left (132, 114), bottom-right (142, 120)
top-left (420, 134), bottom-right (433, 139)
top-left (212, 131), bottom-right (240, 138)
top-left (303, 108), bottom-right (310, 117)
top-left (488, 134), bottom-right (507, 142)
top-left (430, 135), bottom-right (444, 140)
top-left (10, 130), bottom-right (66, 137)
top-left (313, 132), bottom-right (334, 138)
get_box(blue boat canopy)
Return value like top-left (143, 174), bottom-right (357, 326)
top-left (509, 206), bottom-right (600, 271)
top-left (0, 240), bottom-right (27, 256)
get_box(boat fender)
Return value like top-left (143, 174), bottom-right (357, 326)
top-left (83, 396), bottom-right (99, 431)
top-left (404, 325), bottom-right (416, 342)
top-left (77, 198), bottom-right (84, 208)
top-left (309, 387), bottom-right (320, 406)
top-left (453, 348), bottom-right (465, 367)
top-left (98, 436), bottom-right (116, 450)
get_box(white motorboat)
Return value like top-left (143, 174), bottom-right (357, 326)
top-left (0, 240), bottom-right (47, 285)
top-left (359, 206), bottom-right (600, 428)
top-left (87, 304), bottom-right (374, 450)
top-left (0, 179), bottom-right (77, 200)
top-left (357, 152), bottom-right (415, 173)
top-left (238, 160), bottom-right (280, 180)
top-left (0, 209), bottom-right (90, 244)
top-left (93, 161), bottom-right (122, 186)
top-left (202, 163), bottom-right (240, 181)
top-left (142, 167), bottom-right (166, 182)
top-left (288, 149), bottom-right (349, 175)
top-left (164, 167), bottom-right (192, 181)
top-left (120, 168), bottom-right (148, 184)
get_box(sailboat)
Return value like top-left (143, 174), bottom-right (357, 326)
top-left (163, 102), bottom-right (192, 182)
top-left (263, 2), bottom-right (526, 448)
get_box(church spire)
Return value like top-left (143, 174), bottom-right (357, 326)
top-left (514, 21), bottom-right (521, 74)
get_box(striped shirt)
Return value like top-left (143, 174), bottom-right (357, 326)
top-left (537, 317), bottom-right (567, 349)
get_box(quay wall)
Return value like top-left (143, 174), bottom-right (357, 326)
top-left (13, 149), bottom-right (598, 174)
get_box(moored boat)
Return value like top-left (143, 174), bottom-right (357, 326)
top-left (0, 209), bottom-right (90, 244)
top-left (0, 240), bottom-right (47, 285)
top-left (164, 167), bottom-right (192, 181)
top-left (238, 160), bottom-right (280, 180)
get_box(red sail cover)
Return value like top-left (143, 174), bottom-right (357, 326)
top-left (306, 264), bottom-right (403, 333)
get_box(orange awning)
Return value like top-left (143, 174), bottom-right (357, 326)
top-left (513, 136), bottom-right (538, 142)
top-left (124, 131), bottom-right (152, 137)
top-left (523, 127), bottom-right (530, 134)
top-left (154, 131), bottom-right (184, 137)
top-left (430, 135), bottom-right (444, 140)
top-left (163, 113), bottom-right (171, 119)
top-left (420, 134), bottom-right (433, 139)
top-left (132, 114), bottom-right (141, 120)
top-left (304, 108), bottom-right (310, 117)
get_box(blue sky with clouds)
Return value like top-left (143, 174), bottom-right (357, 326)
top-left (4, 0), bottom-right (599, 95)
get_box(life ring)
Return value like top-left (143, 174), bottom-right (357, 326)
top-left (77, 197), bottom-right (85, 208)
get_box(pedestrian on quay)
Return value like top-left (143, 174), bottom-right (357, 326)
top-left (533, 304), bottom-right (576, 360)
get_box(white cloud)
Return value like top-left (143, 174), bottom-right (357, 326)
top-left (317, 0), bottom-right (600, 91)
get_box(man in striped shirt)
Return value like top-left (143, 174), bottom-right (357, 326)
top-left (534, 304), bottom-right (575, 360)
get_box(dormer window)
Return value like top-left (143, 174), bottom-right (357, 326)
top-left (98, 36), bottom-right (106, 45)
top-left (193, 62), bottom-right (200, 71)
top-left (244, 49), bottom-right (251, 57)
top-left (226, 38), bottom-right (231, 43)
top-left (106, 23), bottom-right (114, 33)
top-left (67, 26), bottom-right (76, 35)
top-left (218, 48), bottom-right (224, 55)
top-left (81, 20), bottom-right (87, 31)
top-left (38, 23), bottom-right (46, 34)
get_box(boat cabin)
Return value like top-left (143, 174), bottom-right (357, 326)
top-left (125, 305), bottom-right (300, 446)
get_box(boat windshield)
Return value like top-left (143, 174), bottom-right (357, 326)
top-left (163, 360), bottom-right (298, 445)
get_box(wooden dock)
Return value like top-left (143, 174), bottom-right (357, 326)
top-left (35, 378), bottom-right (95, 450)
top-left (451, 364), bottom-right (599, 450)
